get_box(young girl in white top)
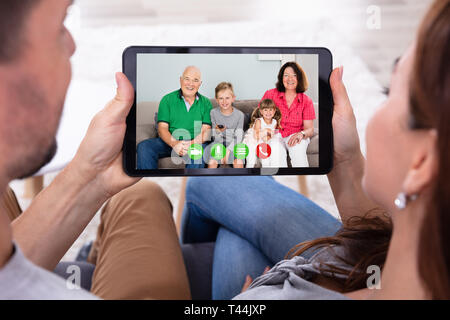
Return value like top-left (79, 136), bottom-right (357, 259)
top-left (243, 99), bottom-right (287, 168)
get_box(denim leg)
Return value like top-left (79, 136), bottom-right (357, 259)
top-left (212, 227), bottom-right (272, 300)
top-left (180, 200), bottom-right (220, 244)
top-left (181, 176), bottom-right (341, 263)
top-left (136, 137), bottom-right (172, 169)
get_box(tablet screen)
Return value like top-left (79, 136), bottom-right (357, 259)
top-left (123, 47), bottom-right (333, 176)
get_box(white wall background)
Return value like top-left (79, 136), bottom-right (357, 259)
top-left (137, 53), bottom-right (318, 103)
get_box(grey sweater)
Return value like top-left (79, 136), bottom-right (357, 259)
top-left (0, 243), bottom-right (98, 300)
top-left (210, 107), bottom-right (244, 151)
top-left (233, 246), bottom-right (352, 300)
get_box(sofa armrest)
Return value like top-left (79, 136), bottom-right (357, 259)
top-left (307, 134), bottom-right (319, 154)
top-left (136, 123), bottom-right (157, 145)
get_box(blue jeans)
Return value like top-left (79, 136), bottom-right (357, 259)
top-left (137, 137), bottom-right (207, 169)
top-left (181, 176), bottom-right (342, 300)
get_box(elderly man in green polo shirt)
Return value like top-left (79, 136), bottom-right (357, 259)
top-left (137, 66), bottom-right (213, 169)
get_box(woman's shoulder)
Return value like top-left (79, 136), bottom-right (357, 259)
top-left (263, 88), bottom-right (280, 97)
top-left (299, 92), bottom-right (313, 104)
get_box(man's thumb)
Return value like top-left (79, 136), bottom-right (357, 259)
top-left (107, 72), bottom-right (134, 119)
top-left (115, 72), bottom-right (134, 101)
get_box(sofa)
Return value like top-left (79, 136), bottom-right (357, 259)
top-left (136, 99), bottom-right (319, 167)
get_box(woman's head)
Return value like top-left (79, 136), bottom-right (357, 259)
top-left (362, 46), bottom-right (429, 212)
top-left (276, 62), bottom-right (309, 93)
top-left (413, 0), bottom-right (450, 299)
top-left (363, 0), bottom-right (450, 298)
top-left (287, 0), bottom-right (449, 297)
top-left (363, 0), bottom-right (449, 212)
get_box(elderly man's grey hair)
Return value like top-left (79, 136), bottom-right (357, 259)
top-left (181, 66), bottom-right (202, 79)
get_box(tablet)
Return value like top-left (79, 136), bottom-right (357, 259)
top-left (123, 46), bottom-right (333, 177)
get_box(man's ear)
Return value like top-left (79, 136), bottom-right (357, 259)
top-left (402, 129), bottom-right (438, 195)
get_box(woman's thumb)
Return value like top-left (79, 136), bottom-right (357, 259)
top-left (330, 66), bottom-right (352, 113)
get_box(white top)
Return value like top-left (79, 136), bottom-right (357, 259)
top-left (258, 117), bottom-right (277, 132)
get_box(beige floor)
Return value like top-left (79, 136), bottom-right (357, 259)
top-left (9, 0), bottom-right (433, 261)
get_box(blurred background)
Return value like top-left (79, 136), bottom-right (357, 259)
top-left (70, 0), bottom-right (432, 86)
top-left (11, 0), bottom-right (433, 261)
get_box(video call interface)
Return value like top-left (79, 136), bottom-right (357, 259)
top-left (135, 53), bottom-right (319, 170)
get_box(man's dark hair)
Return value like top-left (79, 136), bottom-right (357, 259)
top-left (0, 0), bottom-right (41, 62)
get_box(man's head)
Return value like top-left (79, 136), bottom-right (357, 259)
top-left (179, 66), bottom-right (202, 99)
top-left (0, 0), bottom-right (75, 180)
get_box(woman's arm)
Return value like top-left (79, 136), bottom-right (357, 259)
top-left (327, 152), bottom-right (382, 223)
top-left (301, 120), bottom-right (314, 138)
top-left (327, 67), bottom-right (386, 223)
top-left (288, 120), bottom-right (314, 147)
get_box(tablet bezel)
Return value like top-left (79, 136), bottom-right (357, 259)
top-left (123, 46), bottom-right (333, 177)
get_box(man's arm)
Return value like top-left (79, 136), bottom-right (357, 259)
top-left (158, 122), bottom-right (177, 148)
top-left (191, 124), bottom-right (211, 145)
top-left (12, 162), bottom-right (111, 270)
top-left (158, 123), bottom-right (187, 156)
top-left (191, 103), bottom-right (213, 145)
top-left (12, 73), bottom-right (140, 270)
top-left (156, 95), bottom-right (187, 153)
